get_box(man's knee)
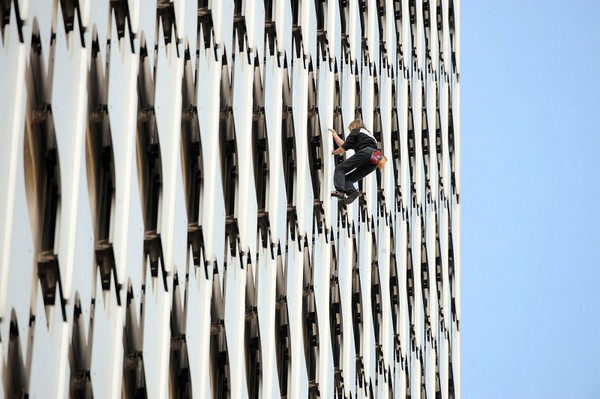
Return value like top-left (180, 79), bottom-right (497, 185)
top-left (334, 162), bottom-right (347, 172)
top-left (333, 166), bottom-right (342, 178)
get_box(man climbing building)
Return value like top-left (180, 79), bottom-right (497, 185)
top-left (330, 118), bottom-right (379, 204)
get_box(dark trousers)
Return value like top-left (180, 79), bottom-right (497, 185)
top-left (334, 147), bottom-right (378, 194)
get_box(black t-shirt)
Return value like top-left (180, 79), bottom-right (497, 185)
top-left (342, 128), bottom-right (378, 151)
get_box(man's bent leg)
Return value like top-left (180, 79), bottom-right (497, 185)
top-left (344, 162), bottom-right (378, 193)
top-left (334, 154), bottom-right (364, 192)
top-left (333, 166), bottom-right (347, 192)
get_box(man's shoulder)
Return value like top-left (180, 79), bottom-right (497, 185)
top-left (357, 128), bottom-right (376, 141)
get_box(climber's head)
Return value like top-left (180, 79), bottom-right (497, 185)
top-left (348, 118), bottom-right (365, 131)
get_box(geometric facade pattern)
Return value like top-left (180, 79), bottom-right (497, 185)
top-left (0, 0), bottom-right (460, 397)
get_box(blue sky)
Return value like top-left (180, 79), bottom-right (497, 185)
top-left (461, 0), bottom-right (600, 398)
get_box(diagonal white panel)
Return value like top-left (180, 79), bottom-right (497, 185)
top-left (196, 24), bottom-right (226, 269)
top-left (336, 225), bottom-right (357, 397)
top-left (107, 18), bottom-right (144, 291)
top-left (223, 251), bottom-right (249, 398)
top-left (0, 9), bottom-right (28, 323)
top-left (154, 23), bottom-right (187, 276)
top-left (89, 271), bottom-right (125, 399)
top-left (291, 50), bottom-right (314, 242)
top-left (284, 234), bottom-right (309, 398)
top-left (256, 247), bottom-right (282, 397)
top-left (312, 234), bottom-right (335, 398)
top-left (50, 7), bottom-right (89, 301)
top-left (231, 48), bottom-right (258, 258)
top-left (357, 222), bottom-right (377, 394)
top-left (29, 285), bottom-right (70, 398)
top-left (141, 260), bottom-right (172, 399)
top-left (211, 0), bottom-right (235, 67)
top-left (317, 48), bottom-right (337, 230)
top-left (263, 49), bottom-right (288, 248)
top-left (185, 251), bottom-right (213, 399)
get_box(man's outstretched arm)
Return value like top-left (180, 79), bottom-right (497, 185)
top-left (329, 128), bottom-right (346, 154)
top-left (332, 146), bottom-right (346, 155)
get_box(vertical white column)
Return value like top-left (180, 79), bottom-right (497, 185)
top-left (51, 3), bottom-right (90, 306)
top-left (29, 286), bottom-right (70, 398)
top-left (223, 251), bottom-right (250, 399)
top-left (256, 248), bottom-right (282, 398)
top-left (232, 48), bottom-right (258, 258)
top-left (312, 233), bottom-right (335, 398)
top-left (284, 234), bottom-right (309, 398)
top-left (0, 7), bottom-right (32, 362)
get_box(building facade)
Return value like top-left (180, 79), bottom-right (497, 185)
top-left (0, 0), bottom-right (460, 397)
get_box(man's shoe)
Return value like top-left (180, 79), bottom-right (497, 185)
top-left (344, 191), bottom-right (360, 204)
top-left (331, 190), bottom-right (345, 199)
